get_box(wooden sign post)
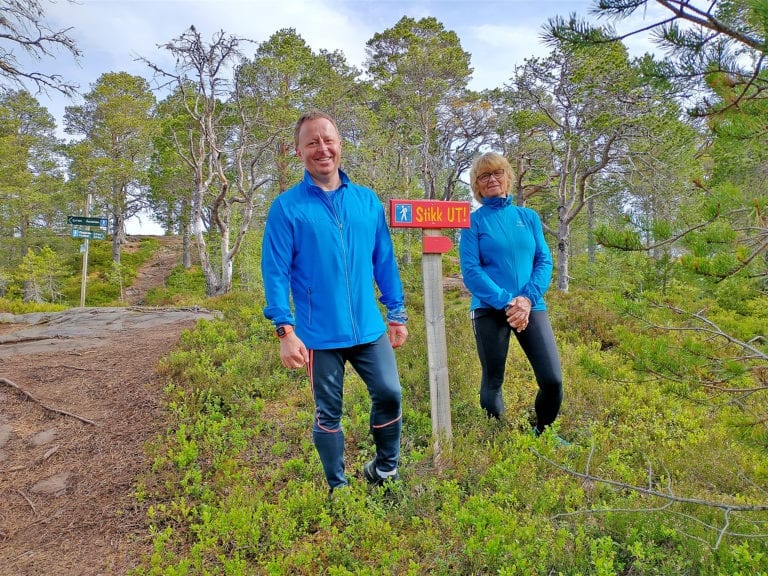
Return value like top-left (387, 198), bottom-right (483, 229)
top-left (69, 194), bottom-right (108, 307)
top-left (390, 199), bottom-right (471, 465)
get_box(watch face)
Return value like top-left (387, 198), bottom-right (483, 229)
top-left (276, 326), bottom-right (287, 338)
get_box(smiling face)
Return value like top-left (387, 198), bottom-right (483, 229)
top-left (469, 152), bottom-right (514, 202)
top-left (477, 168), bottom-right (507, 198)
top-left (295, 117), bottom-right (342, 190)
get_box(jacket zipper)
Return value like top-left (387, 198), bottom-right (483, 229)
top-left (325, 190), bottom-right (358, 343)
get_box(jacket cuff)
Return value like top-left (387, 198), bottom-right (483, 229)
top-left (386, 306), bottom-right (408, 325)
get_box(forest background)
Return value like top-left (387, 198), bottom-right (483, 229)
top-left (1, 0), bottom-right (767, 574)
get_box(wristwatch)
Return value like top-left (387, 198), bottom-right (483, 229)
top-left (275, 325), bottom-right (294, 339)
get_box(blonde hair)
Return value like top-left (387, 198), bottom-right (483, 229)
top-left (294, 109), bottom-right (339, 146)
top-left (469, 152), bottom-right (514, 202)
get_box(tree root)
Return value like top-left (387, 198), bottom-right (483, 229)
top-left (0, 377), bottom-right (97, 426)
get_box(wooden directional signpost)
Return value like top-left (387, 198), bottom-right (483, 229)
top-left (68, 215), bottom-right (108, 240)
top-left (390, 199), bottom-right (471, 465)
top-left (69, 195), bottom-right (109, 306)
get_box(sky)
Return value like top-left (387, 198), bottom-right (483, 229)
top-left (21, 0), bottom-right (668, 233)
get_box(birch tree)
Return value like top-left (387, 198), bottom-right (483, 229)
top-left (144, 27), bottom-right (272, 296)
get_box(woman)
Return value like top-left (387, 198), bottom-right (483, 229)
top-left (459, 152), bottom-right (563, 436)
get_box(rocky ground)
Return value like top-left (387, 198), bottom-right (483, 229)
top-left (0, 237), bottom-right (217, 576)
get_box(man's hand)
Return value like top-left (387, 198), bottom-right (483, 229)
top-left (388, 323), bottom-right (408, 349)
top-left (505, 296), bottom-right (532, 333)
top-left (279, 332), bottom-right (309, 369)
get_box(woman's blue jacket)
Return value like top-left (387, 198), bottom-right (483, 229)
top-left (459, 196), bottom-right (553, 312)
top-left (261, 169), bottom-right (406, 350)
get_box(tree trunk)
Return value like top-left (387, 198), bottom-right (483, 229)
top-left (196, 234), bottom-right (217, 296)
top-left (182, 223), bottom-right (192, 269)
top-left (181, 196), bottom-right (192, 269)
top-left (216, 229), bottom-right (233, 296)
top-left (556, 208), bottom-right (570, 292)
top-left (111, 212), bottom-right (125, 265)
top-left (587, 196), bottom-right (596, 264)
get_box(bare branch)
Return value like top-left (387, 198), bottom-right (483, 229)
top-left (537, 446), bottom-right (768, 511)
top-left (535, 442), bottom-right (768, 550)
top-left (658, 304), bottom-right (768, 361)
top-left (0, 0), bottom-right (81, 96)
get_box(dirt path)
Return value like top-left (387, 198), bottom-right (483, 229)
top-left (0, 237), bottom-right (216, 576)
top-left (124, 236), bottom-right (183, 306)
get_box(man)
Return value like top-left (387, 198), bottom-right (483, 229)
top-left (261, 110), bottom-right (409, 491)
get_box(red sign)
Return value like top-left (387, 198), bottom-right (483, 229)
top-left (423, 235), bottom-right (453, 254)
top-left (389, 200), bottom-right (471, 229)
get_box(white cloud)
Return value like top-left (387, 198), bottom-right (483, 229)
top-left (28, 0), bottom-right (674, 116)
top-left (468, 24), bottom-right (539, 50)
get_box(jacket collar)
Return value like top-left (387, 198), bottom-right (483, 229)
top-left (481, 195), bottom-right (511, 209)
top-left (303, 168), bottom-right (350, 193)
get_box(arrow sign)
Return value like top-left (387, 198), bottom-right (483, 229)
top-left (423, 234), bottom-right (453, 254)
top-left (68, 215), bottom-right (108, 228)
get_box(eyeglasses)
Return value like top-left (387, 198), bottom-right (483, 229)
top-left (476, 169), bottom-right (505, 184)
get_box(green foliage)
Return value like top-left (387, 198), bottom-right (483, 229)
top-left (0, 296), bottom-right (66, 314)
top-left (0, 90), bottom-right (73, 266)
top-left (38, 236), bottom-right (158, 306)
top-left (105, 260), bottom-right (129, 302)
top-left (595, 223), bottom-right (644, 251)
top-left (143, 265), bottom-right (207, 306)
top-left (365, 16), bottom-right (474, 201)
top-left (13, 245), bottom-right (67, 302)
top-left (128, 239), bottom-right (768, 576)
top-left (64, 72), bottom-right (158, 263)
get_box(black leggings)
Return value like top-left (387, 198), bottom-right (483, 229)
top-left (471, 307), bottom-right (563, 429)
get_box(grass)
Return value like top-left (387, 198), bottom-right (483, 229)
top-left (126, 241), bottom-right (768, 575)
top-left (4, 231), bottom-right (767, 574)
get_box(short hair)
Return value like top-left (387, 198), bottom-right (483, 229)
top-left (294, 109), bottom-right (339, 146)
top-left (469, 152), bottom-right (514, 203)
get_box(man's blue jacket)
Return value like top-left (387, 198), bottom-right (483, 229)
top-left (261, 169), bottom-right (406, 350)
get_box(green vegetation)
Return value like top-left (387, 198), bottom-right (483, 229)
top-left (126, 236), bottom-right (768, 575)
top-left (0, 237), bottom-right (163, 311)
top-left (142, 265), bottom-right (208, 306)
top-left (0, 296), bottom-right (66, 315)
top-left (59, 237), bottom-right (160, 306)
top-left (2, 2), bottom-right (766, 573)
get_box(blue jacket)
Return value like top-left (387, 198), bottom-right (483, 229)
top-left (459, 196), bottom-right (553, 312)
top-left (261, 169), bottom-right (406, 350)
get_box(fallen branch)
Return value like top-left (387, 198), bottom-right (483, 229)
top-left (16, 490), bottom-right (37, 516)
top-left (533, 442), bottom-right (768, 549)
top-left (0, 377), bottom-right (97, 426)
top-left (56, 365), bottom-right (108, 372)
